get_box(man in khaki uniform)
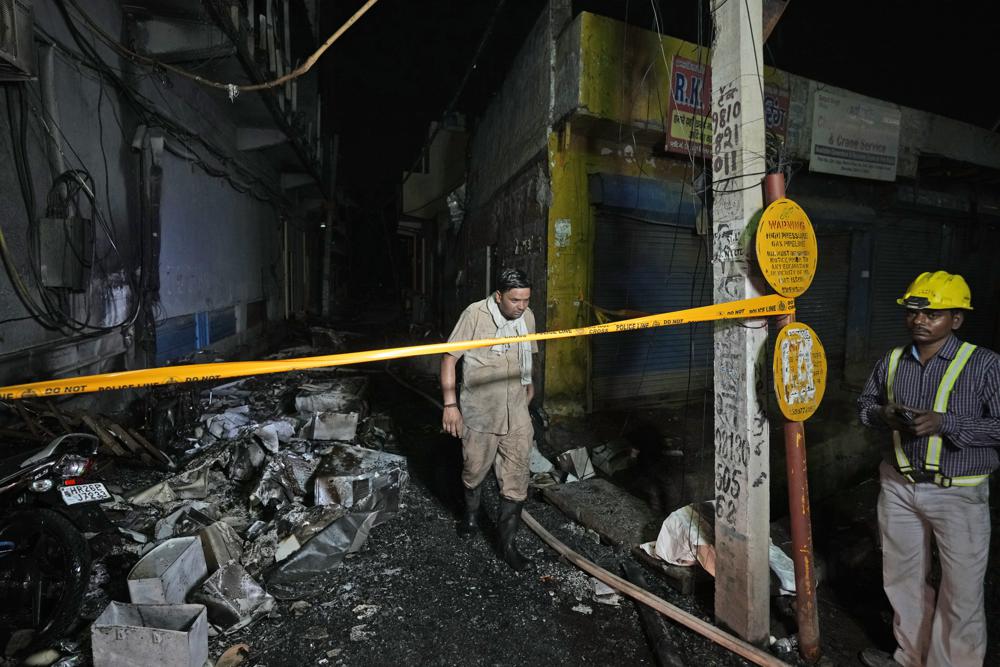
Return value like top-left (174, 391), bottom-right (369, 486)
top-left (441, 268), bottom-right (538, 571)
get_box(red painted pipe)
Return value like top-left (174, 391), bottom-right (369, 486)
top-left (766, 172), bottom-right (821, 663)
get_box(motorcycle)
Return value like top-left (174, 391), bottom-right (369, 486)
top-left (0, 433), bottom-right (110, 644)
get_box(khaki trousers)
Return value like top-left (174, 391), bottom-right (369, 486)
top-left (877, 462), bottom-right (990, 667)
top-left (461, 425), bottom-right (533, 502)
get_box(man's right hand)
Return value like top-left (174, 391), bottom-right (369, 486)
top-left (443, 406), bottom-right (464, 438)
top-left (880, 403), bottom-right (915, 434)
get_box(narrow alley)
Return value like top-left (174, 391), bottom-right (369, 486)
top-left (2, 1), bottom-right (1000, 667)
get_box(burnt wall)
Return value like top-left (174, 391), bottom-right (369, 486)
top-left (443, 157), bottom-right (550, 396)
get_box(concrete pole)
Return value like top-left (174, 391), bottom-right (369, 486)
top-left (710, 0), bottom-right (770, 643)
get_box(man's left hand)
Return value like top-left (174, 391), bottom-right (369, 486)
top-left (526, 383), bottom-right (535, 405)
top-left (907, 408), bottom-right (944, 437)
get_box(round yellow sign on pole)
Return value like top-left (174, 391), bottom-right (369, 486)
top-left (773, 322), bottom-right (827, 422)
top-left (755, 198), bottom-right (818, 298)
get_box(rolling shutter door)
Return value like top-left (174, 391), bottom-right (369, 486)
top-left (794, 233), bottom-right (851, 382)
top-left (866, 219), bottom-right (943, 364)
top-left (591, 213), bottom-right (712, 409)
top-left (943, 221), bottom-right (1000, 347)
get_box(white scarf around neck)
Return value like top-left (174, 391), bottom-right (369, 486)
top-left (486, 295), bottom-right (532, 386)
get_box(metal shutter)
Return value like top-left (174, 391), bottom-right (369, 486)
top-left (591, 213), bottom-right (712, 409)
top-left (794, 233), bottom-right (851, 382)
top-left (866, 219), bottom-right (944, 364)
top-left (943, 221), bottom-right (1000, 348)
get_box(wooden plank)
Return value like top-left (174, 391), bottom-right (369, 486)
top-left (115, 424), bottom-right (161, 469)
top-left (20, 401), bottom-right (56, 437)
top-left (101, 419), bottom-right (155, 467)
top-left (126, 427), bottom-right (176, 469)
top-left (80, 415), bottom-right (129, 458)
top-left (45, 400), bottom-right (74, 433)
top-left (14, 402), bottom-right (42, 438)
top-left (540, 478), bottom-right (661, 548)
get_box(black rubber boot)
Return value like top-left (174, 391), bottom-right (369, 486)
top-left (457, 484), bottom-right (481, 538)
top-left (498, 498), bottom-right (530, 571)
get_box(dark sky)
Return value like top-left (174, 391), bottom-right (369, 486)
top-left (768, 1), bottom-right (999, 130)
top-left (323, 0), bottom-right (1000, 199)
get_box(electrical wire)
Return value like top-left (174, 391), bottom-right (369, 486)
top-left (64, 0), bottom-right (381, 97)
top-left (0, 101), bottom-right (138, 336)
top-left (1, 35), bottom-right (139, 334)
top-left (29, 3), bottom-right (293, 343)
top-left (51, 0), bottom-right (289, 206)
top-left (19, 87), bottom-right (141, 332)
top-left (1, 87), bottom-right (63, 332)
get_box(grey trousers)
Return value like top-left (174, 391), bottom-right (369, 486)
top-left (877, 462), bottom-right (991, 667)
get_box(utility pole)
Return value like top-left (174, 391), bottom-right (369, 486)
top-left (710, 0), bottom-right (770, 643)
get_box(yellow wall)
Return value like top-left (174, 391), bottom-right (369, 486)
top-left (576, 12), bottom-right (787, 134)
top-left (544, 126), bottom-right (693, 415)
top-left (578, 13), bottom-right (701, 129)
top-left (543, 13), bottom-right (785, 414)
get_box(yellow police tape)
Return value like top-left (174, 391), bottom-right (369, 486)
top-left (0, 295), bottom-right (794, 400)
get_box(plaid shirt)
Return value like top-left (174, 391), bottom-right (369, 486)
top-left (858, 335), bottom-right (1000, 478)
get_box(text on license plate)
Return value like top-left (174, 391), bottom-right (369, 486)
top-left (59, 483), bottom-right (111, 505)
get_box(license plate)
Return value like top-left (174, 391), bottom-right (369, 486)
top-left (59, 483), bottom-right (111, 505)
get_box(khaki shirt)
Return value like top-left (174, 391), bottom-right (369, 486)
top-left (447, 298), bottom-right (538, 435)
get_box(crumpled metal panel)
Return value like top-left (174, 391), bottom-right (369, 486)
top-left (153, 503), bottom-right (216, 540)
top-left (298, 411), bottom-right (359, 441)
top-left (202, 406), bottom-right (251, 440)
top-left (188, 562), bottom-right (275, 633)
top-left (265, 512), bottom-right (378, 599)
top-left (167, 464), bottom-right (212, 499)
top-left (312, 444), bottom-right (408, 526)
top-left (198, 521), bottom-right (245, 573)
top-left (252, 420), bottom-right (297, 453)
top-left (249, 452), bottom-right (320, 508)
top-left (294, 378), bottom-right (367, 414)
top-left (128, 480), bottom-right (178, 506)
top-left (227, 440), bottom-right (266, 481)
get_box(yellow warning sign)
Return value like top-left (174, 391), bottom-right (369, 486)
top-left (755, 198), bottom-right (818, 298)
top-left (773, 322), bottom-right (827, 422)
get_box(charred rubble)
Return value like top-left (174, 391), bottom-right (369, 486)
top-left (2, 329), bottom-right (410, 666)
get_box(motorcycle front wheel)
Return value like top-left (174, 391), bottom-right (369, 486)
top-left (0, 508), bottom-right (91, 643)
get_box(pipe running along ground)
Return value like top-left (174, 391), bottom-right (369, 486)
top-left (384, 367), bottom-right (789, 667)
top-left (520, 510), bottom-right (790, 667)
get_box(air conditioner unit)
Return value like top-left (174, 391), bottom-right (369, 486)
top-left (0, 0), bottom-right (35, 80)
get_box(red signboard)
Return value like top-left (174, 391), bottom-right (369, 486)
top-left (666, 55), bottom-right (789, 158)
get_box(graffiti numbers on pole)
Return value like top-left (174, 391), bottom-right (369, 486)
top-left (712, 82), bottom-right (742, 178)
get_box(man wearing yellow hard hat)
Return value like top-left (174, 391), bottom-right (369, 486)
top-left (857, 271), bottom-right (1000, 667)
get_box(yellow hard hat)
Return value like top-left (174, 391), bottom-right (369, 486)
top-left (897, 271), bottom-right (973, 310)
